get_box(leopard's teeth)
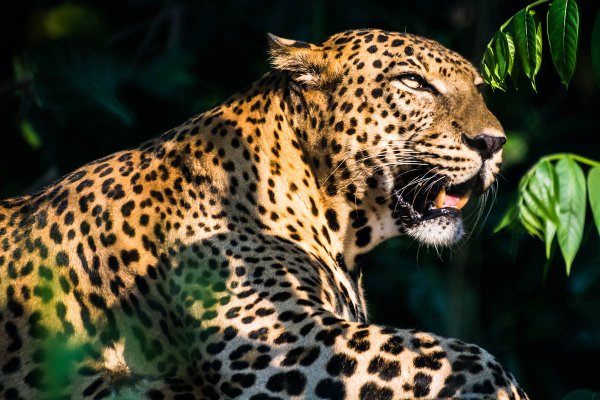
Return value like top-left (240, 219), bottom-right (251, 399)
top-left (434, 187), bottom-right (471, 209)
top-left (455, 190), bottom-right (472, 209)
top-left (434, 187), bottom-right (446, 209)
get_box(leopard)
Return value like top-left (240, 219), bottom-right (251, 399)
top-left (0, 29), bottom-right (528, 399)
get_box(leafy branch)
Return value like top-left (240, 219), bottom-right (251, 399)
top-left (481, 0), bottom-right (580, 90)
top-left (495, 154), bottom-right (600, 275)
top-left (486, 1), bottom-right (600, 274)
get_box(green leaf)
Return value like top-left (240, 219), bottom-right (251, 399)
top-left (481, 31), bottom-right (517, 90)
top-left (481, 45), bottom-right (505, 90)
top-left (530, 161), bottom-right (559, 259)
top-left (494, 201), bottom-right (518, 233)
top-left (523, 190), bottom-right (548, 221)
top-left (547, 0), bottom-right (580, 88)
top-left (555, 157), bottom-right (586, 274)
top-left (20, 120), bottom-right (42, 149)
top-left (514, 8), bottom-right (543, 90)
top-left (493, 32), bottom-right (509, 83)
top-left (507, 37), bottom-right (523, 88)
top-left (592, 9), bottom-right (600, 87)
top-left (505, 31), bottom-right (516, 76)
top-left (519, 199), bottom-right (544, 239)
top-left (515, 160), bottom-right (560, 250)
top-left (545, 219), bottom-right (557, 259)
top-left (588, 167), bottom-right (600, 237)
top-left (529, 160), bottom-right (559, 223)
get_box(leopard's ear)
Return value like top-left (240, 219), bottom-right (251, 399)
top-left (267, 33), bottom-right (334, 88)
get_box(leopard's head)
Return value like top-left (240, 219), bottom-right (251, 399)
top-left (269, 29), bottom-right (505, 248)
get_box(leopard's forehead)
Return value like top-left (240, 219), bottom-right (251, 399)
top-left (322, 29), bottom-right (480, 83)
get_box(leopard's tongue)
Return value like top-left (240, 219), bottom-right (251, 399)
top-left (434, 187), bottom-right (472, 209)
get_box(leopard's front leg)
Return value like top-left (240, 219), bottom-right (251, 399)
top-left (201, 309), bottom-right (527, 400)
top-left (157, 238), bottom-right (528, 400)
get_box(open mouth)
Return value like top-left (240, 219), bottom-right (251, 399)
top-left (393, 169), bottom-right (479, 225)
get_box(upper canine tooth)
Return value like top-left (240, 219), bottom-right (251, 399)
top-left (435, 187), bottom-right (446, 209)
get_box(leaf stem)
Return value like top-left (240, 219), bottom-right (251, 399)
top-left (498, 16), bottom-right (515, 33)
top-left (497, 0), bottom-right (551, 33)
top-left (482, 0), bottom-right (553, 88)
top-left (525, 0), bottom-right (552, 11)
top-left (518, 153), bottom-right (600, 196)
top-left (539, 153), bottom-right (600, 167)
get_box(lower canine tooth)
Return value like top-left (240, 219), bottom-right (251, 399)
top-left (456, 190), bottom-right (472, 209)
top-left (435, 187), bottom-right (446, 209)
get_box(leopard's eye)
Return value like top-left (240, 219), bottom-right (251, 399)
top-left (395, 74), bottom-right (438, 94)
top-left (399, 74), bottom-right (425, 89)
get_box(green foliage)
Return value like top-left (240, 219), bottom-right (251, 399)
top-left (20, 120), bottom-right (42, 149)
top-left (496, 154), bottom-right (600, 274)
top-left (487, 0), bottom-right (598, 276)
top-left (547, 0), bottom-right (580, 87)
top-left (42, 4), bottom-right (106, 40)
top-left (132, 49), bottom-right (196, 99)
top-left (515, 8), bottom-right (543, 90)
top-left (11, 3), bottom-right (198, 135)
top-left (588, 167), bottom-right (600, 236)
top-left (19, 46), bottom-right (135, 125)
top-left (17, 44), bottom-right (197, 127)
top-left (555, 157), bottom-right (586, 274)
top-left (482, 0), bottom-right (581, 90)
top-left (482, 30), bottom-right (516, 90)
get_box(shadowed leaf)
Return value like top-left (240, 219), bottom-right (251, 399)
top-left (547, 0), bottom-right (579, 88)
top-left (588, 167), bottom-right (600, 237)
top-left (42, 4), bottom-right (106, 40)
top-left (514, 8), bottom-right (543, 90)
top-left (20, 120), bottom-right (42, 149)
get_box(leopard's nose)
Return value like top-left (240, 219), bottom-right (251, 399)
top-left (462, 134), bottom-right (506, 160)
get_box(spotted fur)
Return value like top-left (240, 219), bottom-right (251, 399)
top-left (0, 29), bottom-right (526, 399)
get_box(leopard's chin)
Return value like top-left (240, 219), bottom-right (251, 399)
top-left (405, 208), bottom-right (465, 246)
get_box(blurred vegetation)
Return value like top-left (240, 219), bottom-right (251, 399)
top-left (1, 1), bottom-right (599, 398)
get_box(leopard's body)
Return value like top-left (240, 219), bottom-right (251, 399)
top-left (0, 29), bottom-right (527, 399)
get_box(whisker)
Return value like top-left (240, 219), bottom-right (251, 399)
top-left (319, 141), bottom-right (419, 185)
top-left (335, 160), bottom-right (429, 193)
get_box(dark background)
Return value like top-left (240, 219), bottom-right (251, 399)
top-left (1, 1), bottom-right (599, 398)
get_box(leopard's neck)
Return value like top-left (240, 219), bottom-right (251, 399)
top-left (157, 72), bottom-right (400, 275)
